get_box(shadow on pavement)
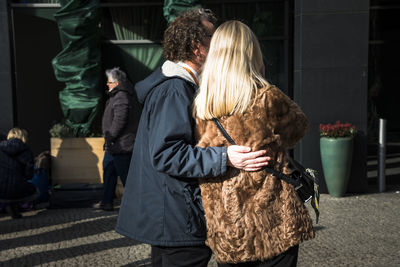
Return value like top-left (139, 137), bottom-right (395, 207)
top-left (0, 215), bottom-right (121, 251)
top-left (0, 207), bottom-right (116, 235)
top-left (0, 237), bottom-right (140, 266)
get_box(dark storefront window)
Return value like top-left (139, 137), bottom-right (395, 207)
top-left (205, 0), bottom-right (291, 92)
top-left (369, 0), bottom-right (400, 141)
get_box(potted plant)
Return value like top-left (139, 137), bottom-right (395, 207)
top-left (320, 121), bottom-right (356, 197)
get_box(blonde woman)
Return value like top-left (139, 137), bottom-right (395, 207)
top-left (7, 127), bottom-right (28, 143)
top-left (0, 128), bottom-right (37, 218)
top-left (193, 21), bottom-right (314, 266)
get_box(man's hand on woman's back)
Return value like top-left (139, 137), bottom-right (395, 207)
top-left (227, 145), bottom-right (270, 171)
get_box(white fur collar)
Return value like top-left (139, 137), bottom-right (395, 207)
top-left (161, 60), bottom-right (197, 85)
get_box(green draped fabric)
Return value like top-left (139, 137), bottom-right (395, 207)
top-left (102, 43), bottom-right (164, 85)
top-left (109, 5), bottom-right (165, 41)
top-left (106, 5), bottom-right (165, 84)
top-left (16, 8), bottom-right (57, 21)
top-left (122, 45), bottom-right (164, 75)
top-left (52, 0), bottom-right (102, 137)
top-left (163, 0), bottom-right (202, 23)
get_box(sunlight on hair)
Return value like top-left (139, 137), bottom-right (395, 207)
top-left (7, 127), bottom-right (28, 143)
top-left (194, 20), bottom-right (270, 120)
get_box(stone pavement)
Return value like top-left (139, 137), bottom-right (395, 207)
top-left (1, 186), bottom-right (399, 267)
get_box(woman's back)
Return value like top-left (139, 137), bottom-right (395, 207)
top-left (196, 85), bottom-right (314, 263)
top-left (196, 86), bottom-right (308, 154)
top-left (193, 20), bottom-right (315, 264)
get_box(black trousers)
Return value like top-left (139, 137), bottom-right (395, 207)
top-left (217, 245), bottom-right (299, 267)
top-left (101, 152), bottom-right (131, 204)
top-left (151, 245), bottom-right (212, 267)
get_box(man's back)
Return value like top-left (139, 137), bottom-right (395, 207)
top-left (116, 63), bottom-right (226, 246)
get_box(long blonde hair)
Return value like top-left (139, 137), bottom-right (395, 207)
top-left (7, 127), bottom-right (28, 143)
top-left (193, 20), bottom-right (270, 120)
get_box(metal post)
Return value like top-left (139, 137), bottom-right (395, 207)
top-left (378, 118), bottom-right (386, 192)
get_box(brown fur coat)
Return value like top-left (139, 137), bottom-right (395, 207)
top-left (195, 86), bottom-right (315, 263)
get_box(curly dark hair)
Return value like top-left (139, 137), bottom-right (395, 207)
top-left (163, 8), bottom-right (217, 62)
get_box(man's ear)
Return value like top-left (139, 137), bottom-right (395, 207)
top-left (193, 45), bottom-right (201, 58)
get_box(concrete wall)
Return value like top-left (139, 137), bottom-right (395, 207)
top-left (294, 0), bottom-right (370, 193)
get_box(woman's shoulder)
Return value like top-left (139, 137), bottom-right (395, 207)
top-left (256, 85), bottom-right (291, 105)
top-left (256, 84), bottom-right (280, 96)
top-left (254, 85), bottom-right (276, 105)
top-left (0, 138), bottom-right (30, 156)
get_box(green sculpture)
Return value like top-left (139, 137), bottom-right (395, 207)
top-left (163, 0), bottom-right (203, 23)
top-left (52, 0), bottom-right (101, 137)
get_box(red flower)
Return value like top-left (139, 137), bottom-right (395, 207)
top-left (320, 121), bottom-right (356, 138)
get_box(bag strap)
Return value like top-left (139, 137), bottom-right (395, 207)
top-left (212, 118), bottom-right (236, 145)
top-left (212, 118), bottom-right (301, 188)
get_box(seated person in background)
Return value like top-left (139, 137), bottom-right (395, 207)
top-left (0, 127), bottom-right (39, 219)
top-left (30, 151), bottom-right (51, 204)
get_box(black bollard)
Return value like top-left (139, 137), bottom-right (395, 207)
top-left (378, 118), bottom-right (386, 192)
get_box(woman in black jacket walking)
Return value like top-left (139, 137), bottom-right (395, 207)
top-left (94, 67), bottom-right (138, 211)
top-left (0, 128), bottom-right (38, 218)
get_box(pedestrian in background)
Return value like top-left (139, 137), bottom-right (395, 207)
top-left (0, 127), bottom-right (39, 219)
top-left (194, 20), bottom-right (314, 267)
top-left (95, 67), bottom-right (137, 211)
top-left (116, 9), bottom-right (270, 267)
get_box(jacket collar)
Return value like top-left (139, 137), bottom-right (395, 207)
top-left (161, 60), bottom-right (198, 86)
top-left (107, 81), bottom-right (133, 96)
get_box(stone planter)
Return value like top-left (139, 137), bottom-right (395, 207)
top-left (50, 137), bottom-right (105, 185)
top-left (320, 137), bottom-right (354, 197)
top-left (50, 137), bottom-right (124, 197)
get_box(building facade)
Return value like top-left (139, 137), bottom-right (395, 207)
top-left (1, 0), bottom-right (399, 193)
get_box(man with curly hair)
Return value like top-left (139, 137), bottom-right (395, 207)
top-left (116, 8), bottom-right (270, 267)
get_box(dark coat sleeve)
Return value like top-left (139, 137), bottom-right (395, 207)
top-left (147, 84), bottom-right (227, 178)
top-left (266, 86), bottom-right (309, 149)
top-left (16, 149), bottom-right (34, 180)
top-left (0, 140), bottom-right (34, 180)
top-left (0, 140), bottom-right (18, 156)
top-left (107, 91), bottom-right (130, 142)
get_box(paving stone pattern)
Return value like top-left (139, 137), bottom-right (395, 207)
top-left (0, 190), bottom-right (399, 267)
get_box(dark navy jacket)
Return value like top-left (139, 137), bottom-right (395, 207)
top-left (0, 138), bottom-right (36, 200)
top-left (116, 63), bottom-right (227, 246)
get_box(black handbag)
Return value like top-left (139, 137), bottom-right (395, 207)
top-left (212, 118), bottom-right (320, 223)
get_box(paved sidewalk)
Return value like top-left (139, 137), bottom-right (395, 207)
top-left (1, 187), bottom-right (399, 267)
